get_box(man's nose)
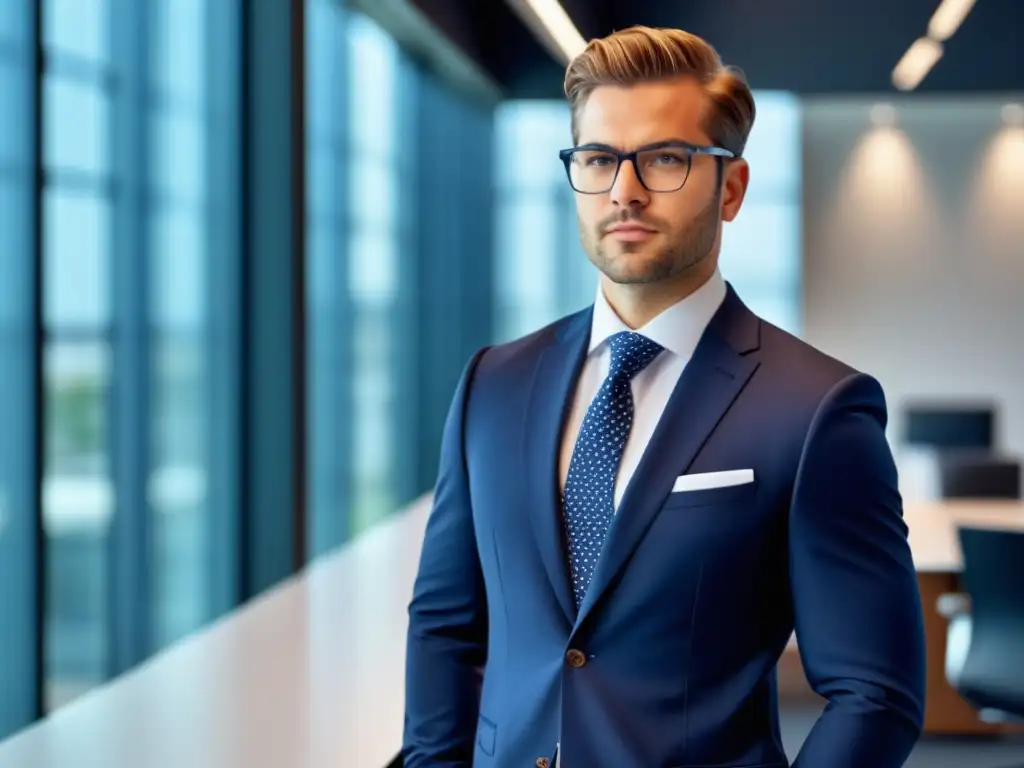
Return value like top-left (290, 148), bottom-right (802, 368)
top-left (609, 158), bottom-right (649, 208)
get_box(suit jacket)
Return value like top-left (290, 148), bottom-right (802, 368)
top-left (402, 284), bottom-right (926, 767)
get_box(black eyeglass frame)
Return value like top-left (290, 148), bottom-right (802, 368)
top-left (557, 140), bottom-right (737, 194)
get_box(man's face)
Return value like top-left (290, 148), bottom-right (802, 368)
top-left (571, 76), bottom-right (746, 286)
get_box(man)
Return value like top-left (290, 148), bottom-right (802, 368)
top-left (403, 25), bottom-right (926, 768)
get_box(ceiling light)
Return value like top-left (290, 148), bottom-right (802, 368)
top-left (508, 0), bottom-right (587, 64)
top-left (927, 0), bottom-right (977, 41)
top-left (892, 37), bottom-right (943, 91)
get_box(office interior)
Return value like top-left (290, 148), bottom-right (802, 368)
top-left (0, 0), bottom-right (1021, 765)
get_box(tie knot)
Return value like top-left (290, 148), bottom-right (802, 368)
top-left (607, 331), bottom-right (664, 380)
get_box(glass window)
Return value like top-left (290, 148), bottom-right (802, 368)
top-left (718, 91), bottom-right (802, 334)
top-left (42, 340), bottom-right (113, 709)
top-left (738, 91), bottom-right (801, 199)
top-left (346, 12), bottom-right (403, 535)
top-left (43, 77), bottom-right (109, 176)
top-left (495, 197), bottom-right (558, 340)
top-left (308, 143), bottom-right (341, 222)
top-left (150, 0), bottom-right (204, 104)
top-left (0, 52), bottom-right (34, 169)
top-left (150, 110), bottom-right (204, 204)
top-left (149, 317), bottom-right (207, 648)
top-left (305, 0), bottom-right (348, 557)
top-left (347, 13), bottom-right (398, 159)
top-left (493, 101), bottom-right (591, 342)
top-left (306, 5), bottom-right (409, 555)
top-left (349, 158), bottom-right (399, 230)
top-left (348, 226), bottom-right (398, 301)
top-left (41, 0), bottom-right (242, 710)
top-left (350, 302), bottom-right (397, 531)
top-left (306, 0), bottom-right (341, 145)
top-left (43, 191), bottom-right (111, 330)
top-left (146, 0), bottom-right (240, 651)
top-left (43, 0), bottom-right (108, 63)
top-left (496, 100), bottom-right (572, 189)
top-left (720, 203), bottom-right (801, 288)
top-left (150, 206), bottom-right (204, 328)
top-left (42, 0), bottom-right (115, 710)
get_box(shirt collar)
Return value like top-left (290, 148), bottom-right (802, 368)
top-left (589, 268), bottom-right (727, 361)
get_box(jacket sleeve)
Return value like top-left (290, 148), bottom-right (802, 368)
top-left (789, 372), bottom-right (927, 768)
top-left (401, 347), bottom-right (491, 767)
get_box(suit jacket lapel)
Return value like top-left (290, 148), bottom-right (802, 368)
top-left (573, 285), bottom-right (762, 631)
top-left (523, 308), bottom-right (591, 626)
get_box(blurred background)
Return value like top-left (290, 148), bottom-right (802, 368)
top-left (0, 0), bottom-right (1021, 759)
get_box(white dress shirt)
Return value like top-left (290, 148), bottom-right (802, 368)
top-left (558, 269), bottom-right (727, 511)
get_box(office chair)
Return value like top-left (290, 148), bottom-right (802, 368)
top-left (939, 527), bottom-right (1024, 728)
top-left (939, 453), bottom-right (1022, 499)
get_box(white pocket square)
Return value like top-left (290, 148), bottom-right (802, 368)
top-left (672, 469), bottom-right (754, 492)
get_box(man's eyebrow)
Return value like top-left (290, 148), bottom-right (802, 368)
top-left (574, 138), bottom-right (699, 150)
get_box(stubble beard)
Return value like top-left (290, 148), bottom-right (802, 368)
top-left (582, 193), bottom-right (721, 286)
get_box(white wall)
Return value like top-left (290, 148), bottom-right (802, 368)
top-left (801, 97), bottom-right (1024, 476)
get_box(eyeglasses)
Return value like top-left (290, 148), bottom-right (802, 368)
top-left (558, 141), bottom-right (736, 194)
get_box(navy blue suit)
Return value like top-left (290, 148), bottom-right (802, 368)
top-left (403, 285), bottom-right (926, 767)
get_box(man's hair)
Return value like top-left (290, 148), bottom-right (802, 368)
top-left (563, 26), bottom-right (755, 157)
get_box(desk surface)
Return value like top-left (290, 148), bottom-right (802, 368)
top-left (904, 499), bottom-right (1024, 572)
top-left (0, 495), bottom-right (434, 768)
top-left (0, 495), bottom-right (1020, 767)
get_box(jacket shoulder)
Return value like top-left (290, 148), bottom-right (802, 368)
top-left (476, 307), bottom-right (590, 374)
top-left (757, 319), bottom-right (866, 392)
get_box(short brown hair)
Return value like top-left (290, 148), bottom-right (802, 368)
top-left (564, 26), bottom-right (755, 157)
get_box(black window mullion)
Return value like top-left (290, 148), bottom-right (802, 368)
top-left (0, 0), bottom-right (44, 740)
top-left (240, 0), bottom-right (305, 597)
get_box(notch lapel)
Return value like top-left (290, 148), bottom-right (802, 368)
top-left (523, 309), bottom-right (592, 626)
top-left (573, 286), bottom-right (762, 631)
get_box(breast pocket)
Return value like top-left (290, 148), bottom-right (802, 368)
top-left (661, 480), bottom-right (756, 510)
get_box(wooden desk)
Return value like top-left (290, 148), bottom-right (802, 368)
top-left (904, 499), bottom-right (1024, 571)
top-left (781, 500), bottom-right (1024, 735)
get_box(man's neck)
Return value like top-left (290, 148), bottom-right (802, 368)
top-left (601, 263), bottom-right (718, 330)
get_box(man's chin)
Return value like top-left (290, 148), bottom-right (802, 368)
top-left (602, 264), bottom-right (670, 285)
top-left (597, 251), bottom-right (671, 285)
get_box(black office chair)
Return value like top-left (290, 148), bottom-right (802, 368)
top-left (939, 453), bottom-right (1022, 499)
top-left (939, 526), bottom-right (1024, 728)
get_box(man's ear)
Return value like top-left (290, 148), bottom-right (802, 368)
top-left (720, 158), bottom-right (749, 223)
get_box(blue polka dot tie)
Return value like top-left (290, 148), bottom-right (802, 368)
top-left (562, 331), bottom-right (665, 610)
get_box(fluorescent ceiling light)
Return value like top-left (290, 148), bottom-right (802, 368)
top-left (892, 37), bottom-right (943, 91)
top-left (507, 0), bottom-right (587, 64)
top-left (927, 0), bottom-right (977, 41)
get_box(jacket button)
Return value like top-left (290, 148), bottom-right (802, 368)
top-left (565, 648), bottom-right (587, 668)
top-left (536, 759), bottom-right (550, 768)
